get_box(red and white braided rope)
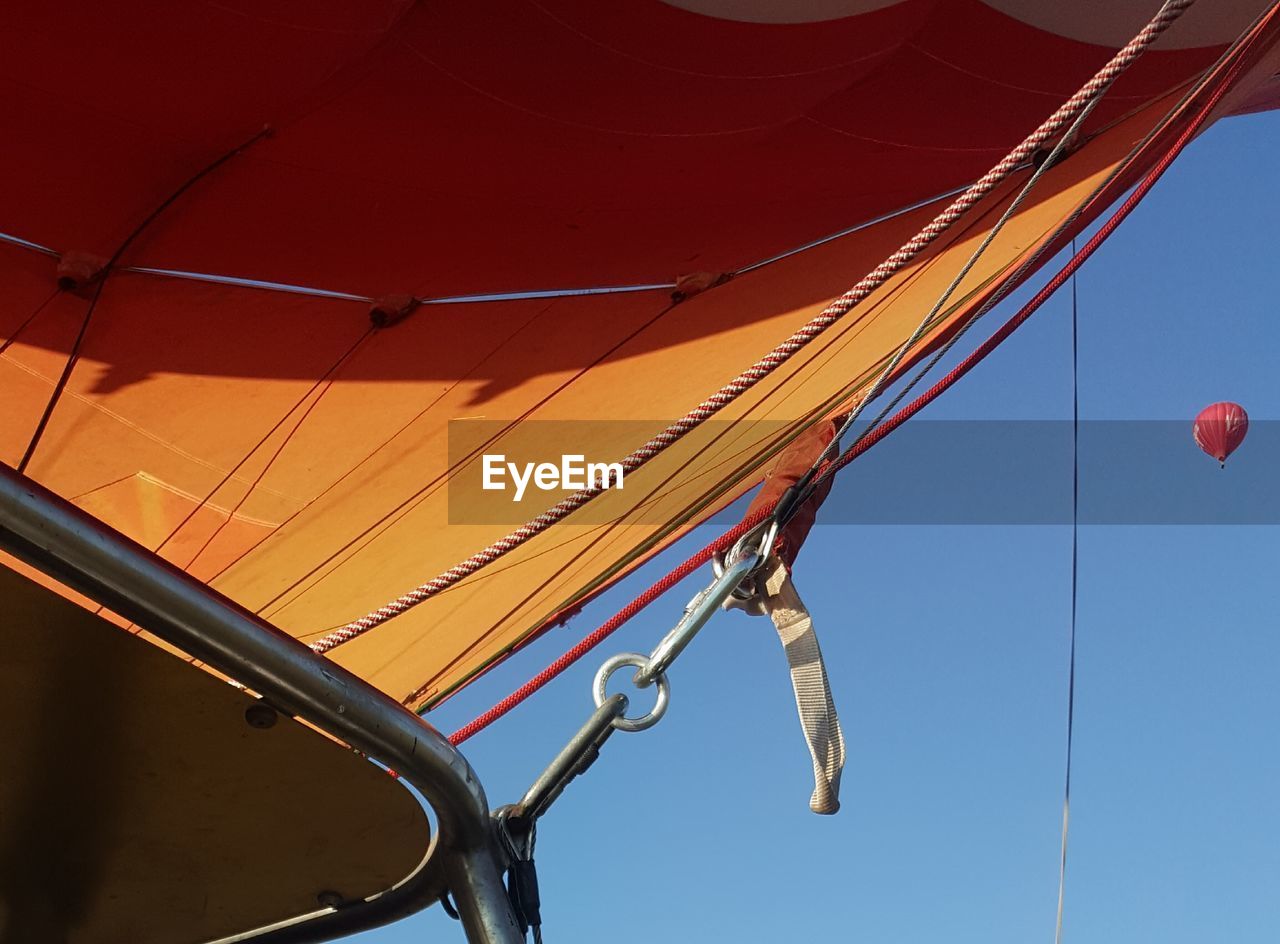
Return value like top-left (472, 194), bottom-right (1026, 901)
top-left (311, 0), bottom-right (1193, 655)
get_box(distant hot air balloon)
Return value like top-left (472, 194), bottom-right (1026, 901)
top-left (1193, 402), bottom-right (1249, 468)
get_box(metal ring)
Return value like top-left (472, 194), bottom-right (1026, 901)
top-left (592, 653), bottom-right (670, 732)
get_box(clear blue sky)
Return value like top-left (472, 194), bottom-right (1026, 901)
top-left (360, 108), bottom-right (1280, 943)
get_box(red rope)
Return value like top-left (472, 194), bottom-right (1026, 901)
top-left (313, 0), bottom-right (1194, 655)
top-left (447, 33), bottom-right (1258, 746)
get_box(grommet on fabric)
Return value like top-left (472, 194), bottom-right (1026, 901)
top-left (369, 293), bottom-right (420, 328)
top-left (55, 251), bottom-right (107, 293)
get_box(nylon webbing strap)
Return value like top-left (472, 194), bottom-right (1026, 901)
top-left (759, 558), bottom-right (846, 815)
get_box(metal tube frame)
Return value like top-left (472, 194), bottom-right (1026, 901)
top-left (0, 465), bottom-right (522, 944)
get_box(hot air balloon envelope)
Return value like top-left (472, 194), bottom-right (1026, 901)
top-left (1193, 401), bottom-right (1250, 466)
top-left (3, 0), bottom-right (1280, 710)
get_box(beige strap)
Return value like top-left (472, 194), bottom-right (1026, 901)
top-left (759, 558), bottom-right (846, 815)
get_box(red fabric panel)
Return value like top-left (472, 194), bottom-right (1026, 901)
top-left (0, 0), bottom-right (1226, 298)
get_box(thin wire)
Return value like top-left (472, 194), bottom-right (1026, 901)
top-left (1053, 238), bottom-right (1080, 944)
top-left (0, 231), bottom-right (58, 256)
